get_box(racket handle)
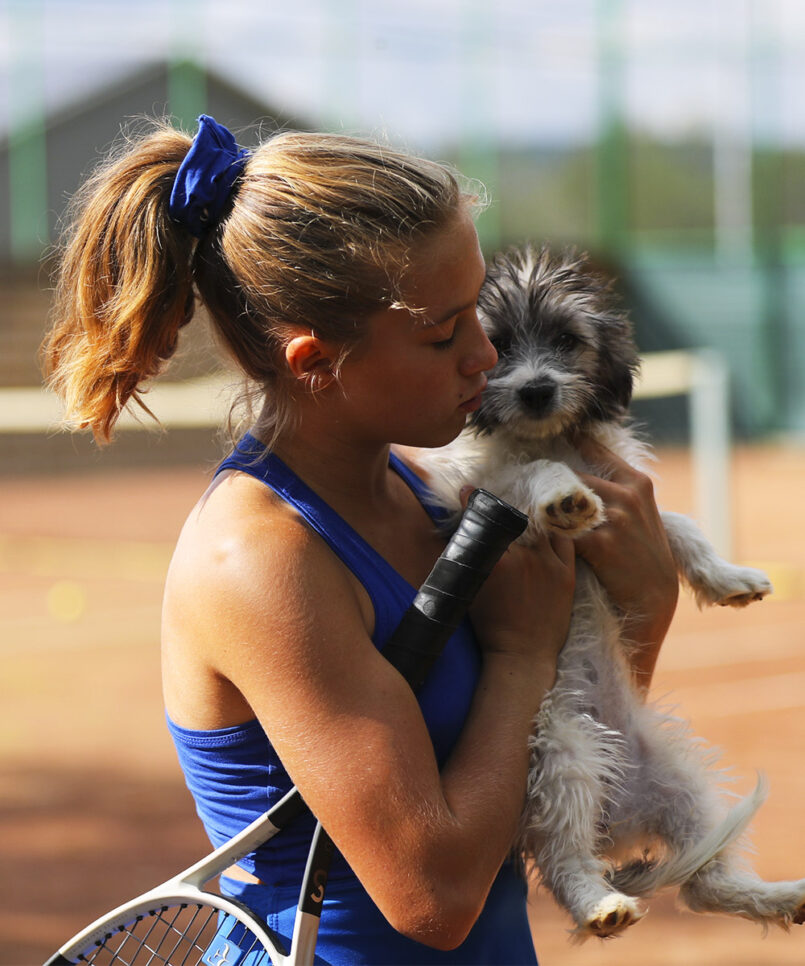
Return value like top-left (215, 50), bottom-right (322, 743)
top-left (382, 488), bottom-right (528, 692)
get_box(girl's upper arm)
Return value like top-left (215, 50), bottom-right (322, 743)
top-left (170, 498), bottom-right (463, 931)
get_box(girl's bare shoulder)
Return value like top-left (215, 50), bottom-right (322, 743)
top-left (164, 469), bottom-right (369, 646)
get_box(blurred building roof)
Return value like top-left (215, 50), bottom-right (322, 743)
top-left (0, 59), bottom-right (309, 267)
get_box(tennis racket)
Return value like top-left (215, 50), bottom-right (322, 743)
top-left (44, 488), bottom-right (528, 966)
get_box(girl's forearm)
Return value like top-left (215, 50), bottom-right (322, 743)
top-left (435, 651), bottom-right (555, 878)
top-left (625, 583), bottom-right (678, 692)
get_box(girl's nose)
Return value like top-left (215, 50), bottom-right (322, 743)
top-left (461, 313), bottom-right (498, 375)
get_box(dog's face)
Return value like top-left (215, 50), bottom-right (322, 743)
top-left (469, 246), bottom-right (639, 443)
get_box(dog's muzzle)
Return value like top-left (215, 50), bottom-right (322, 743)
top-left (518, 379), bottom-right (556, 417)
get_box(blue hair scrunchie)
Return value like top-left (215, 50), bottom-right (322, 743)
top-left (169, 115), bottom-right (250, 237)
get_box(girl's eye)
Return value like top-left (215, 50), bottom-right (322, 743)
top-left (431, 333), bottom-right (456, 350)
top-left (427, 321), bottom-right (457, 349)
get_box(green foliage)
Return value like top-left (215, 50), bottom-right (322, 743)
top-left (458, 133), bottom-right (805, 255)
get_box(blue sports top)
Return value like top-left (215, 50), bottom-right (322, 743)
top-left (166, 433), bottom-right (538, 965)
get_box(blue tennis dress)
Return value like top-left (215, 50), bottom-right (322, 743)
top-left (167, 433), bottom-right (538, 965)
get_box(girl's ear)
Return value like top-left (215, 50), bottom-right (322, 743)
top-left (285, 333), bottom-right (337, 389)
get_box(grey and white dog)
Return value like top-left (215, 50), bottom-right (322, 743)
top-left (411, 246), bottom-right (805, 939)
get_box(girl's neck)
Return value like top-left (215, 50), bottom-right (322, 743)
top-left (266, 421), bottom-right (396, 514)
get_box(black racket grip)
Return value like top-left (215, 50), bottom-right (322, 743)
top-left (382, 488), bottom-right (528, 692)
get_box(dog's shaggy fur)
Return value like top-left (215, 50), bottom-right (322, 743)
top-left (409, 246), bottom-right (805, 939)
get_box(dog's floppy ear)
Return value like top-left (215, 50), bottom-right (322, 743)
top-left (596, 323), bottom-right (639, 415)
top-left (578, 258), bottom-right (640, 420)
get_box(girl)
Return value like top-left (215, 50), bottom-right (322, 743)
top-left (43, 116), bottom-right (678, 964)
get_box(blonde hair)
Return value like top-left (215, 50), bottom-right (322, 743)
top-left (43, 121), bottom-right (479, 446)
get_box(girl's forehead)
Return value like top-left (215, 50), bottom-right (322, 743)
top-left (400, 213), bottom-right (485, 322)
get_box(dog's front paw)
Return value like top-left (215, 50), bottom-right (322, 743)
top-left (693, 564), bottom-right (772, 608)
top-left (579, 893), bottom-right (646, 940)
top-left (541, 484), bottom-right (605, 536)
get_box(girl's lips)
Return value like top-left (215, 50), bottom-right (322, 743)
top-left (459, 383), bottom-right (486, 413)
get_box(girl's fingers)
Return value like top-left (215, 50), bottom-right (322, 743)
top-left (549, 532), bottom-right (576, 567)
top-left (575, 434), bottom-right (638, 484)
top-left (459, 484), bottom-right (475, 509)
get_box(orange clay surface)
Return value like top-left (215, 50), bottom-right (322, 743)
top-left (2, 444), bottom-right (805, 966)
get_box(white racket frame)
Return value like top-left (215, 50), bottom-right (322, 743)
top-left (51, 788), bottom-right (316, 966)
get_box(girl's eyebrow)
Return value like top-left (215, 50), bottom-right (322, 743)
top-left (424, 299), bottom-right (476, 328)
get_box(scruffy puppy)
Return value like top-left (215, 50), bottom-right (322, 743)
top-left (410, 246), bottom-right (805, 939)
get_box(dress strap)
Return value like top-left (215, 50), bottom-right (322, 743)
top-left (215, 434), bottom-right (444, 646)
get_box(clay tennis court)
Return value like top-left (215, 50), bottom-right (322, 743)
top-left (2, 443), bottom-right (804, 965)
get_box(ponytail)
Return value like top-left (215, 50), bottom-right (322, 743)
top-left (44, 119), bottom-right (476, 451)
top-left (42, 123), bottom-right (196, 443)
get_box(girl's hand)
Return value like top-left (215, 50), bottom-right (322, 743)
top-left (573, 436), bottom-right (679, 689)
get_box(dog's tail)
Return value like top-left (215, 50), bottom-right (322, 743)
top-left (608, 774), bottom-right (768, 897)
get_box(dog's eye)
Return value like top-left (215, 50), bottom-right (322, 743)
top-left (554, 332), bottom-right (582, 352)
top-left (489, 334), bottom-right (510, 354)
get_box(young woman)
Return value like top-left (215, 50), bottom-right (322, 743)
top-left (43, 116), bottom-right (678, 964)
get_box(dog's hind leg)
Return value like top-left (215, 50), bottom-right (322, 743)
top-left (523, 697), bottom-right (645, 939)
top-left (680, 858), bottom-right (805, 929)
top-left (609, 714), bottom-right (805, 928)
top-left (609, 713), bottom-right (762, 898)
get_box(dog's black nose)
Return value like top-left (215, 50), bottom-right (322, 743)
top-left (518, 380), bottom-right (556, 415)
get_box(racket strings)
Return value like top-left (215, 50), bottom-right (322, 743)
top-left (75, 902), bottom-right (268, 966)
